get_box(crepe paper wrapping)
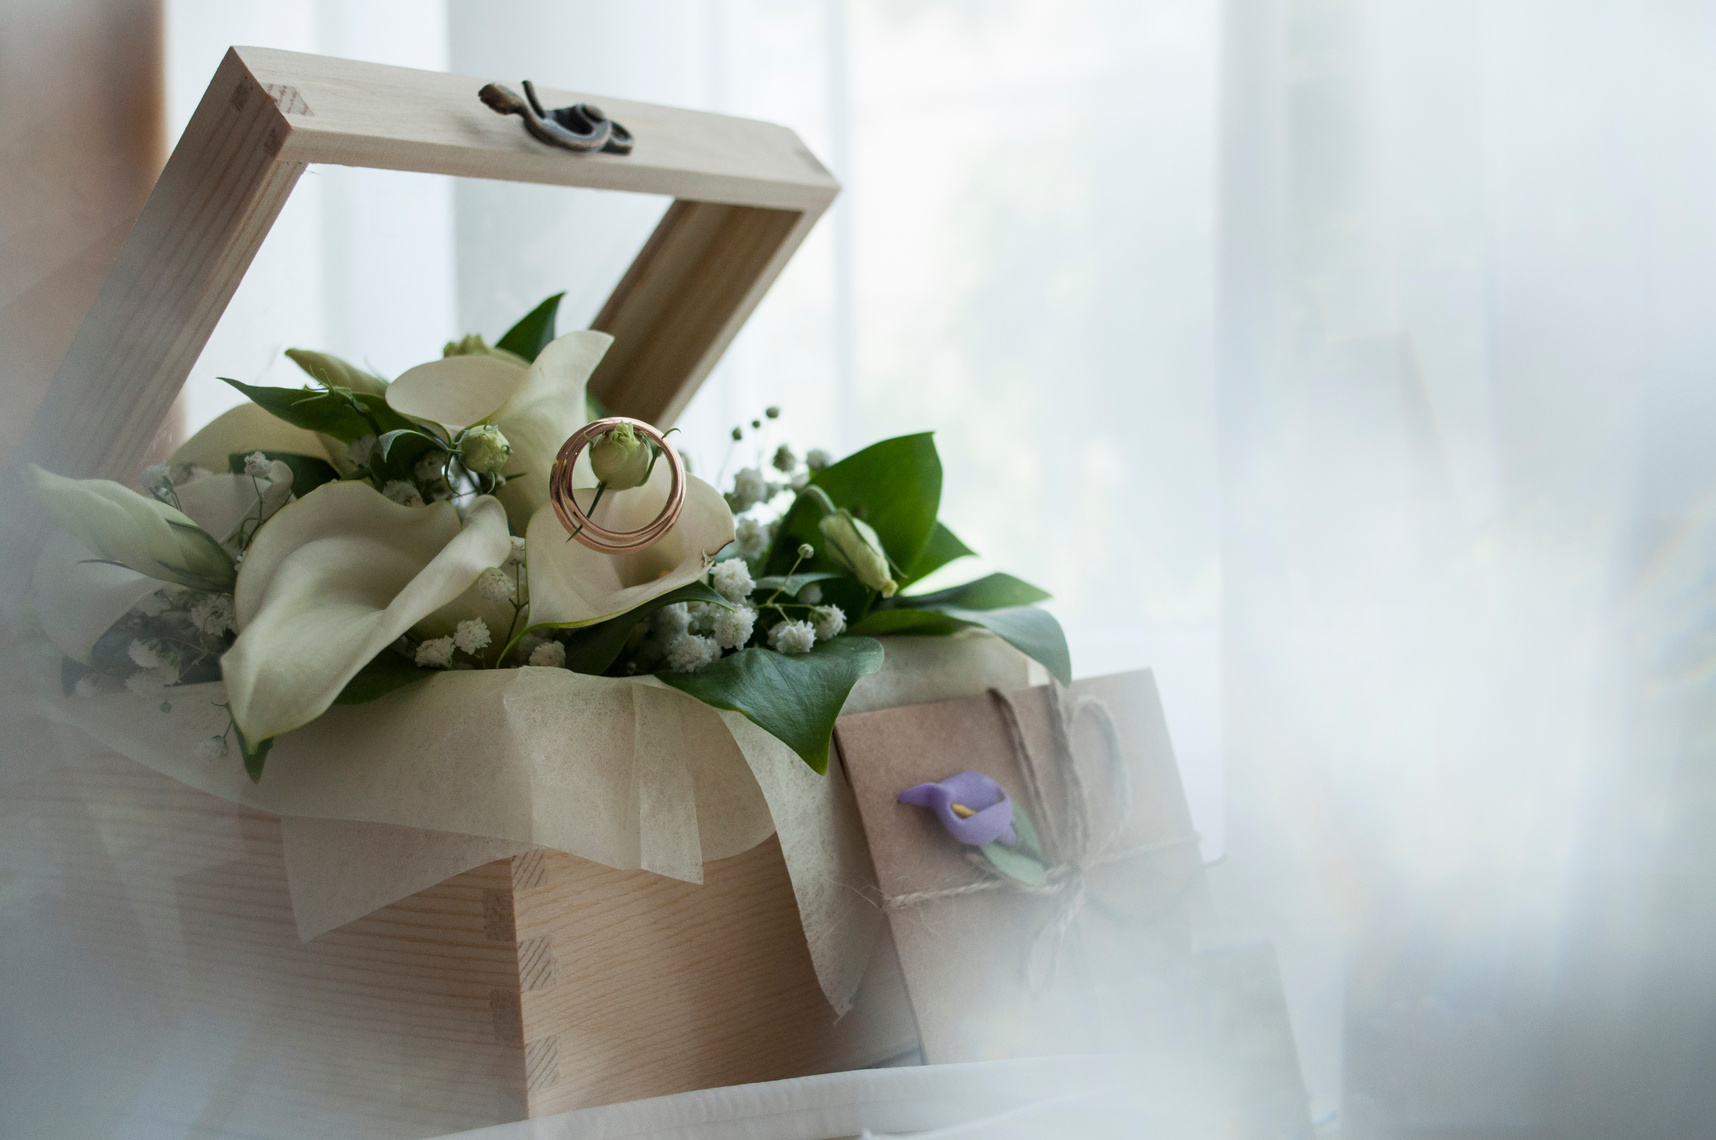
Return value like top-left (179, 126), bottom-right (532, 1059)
top-left (33, 631), bottom-right (1039, 1014)
top-left (899, 771), bottom-right (1018, 847)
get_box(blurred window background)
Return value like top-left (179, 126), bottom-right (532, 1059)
top-left (7, 1), bottom-right (1716, 1136)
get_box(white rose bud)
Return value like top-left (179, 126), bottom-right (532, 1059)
top-left (588, 422), bottom-right (653, 489)
top-left (459, 424), bottom-right (512, 475)
top-left (819, 512), bottom-right (897, 597)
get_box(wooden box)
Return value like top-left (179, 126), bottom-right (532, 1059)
top-left (1, 46), bottom-right (917, 1130)
top-left (4, 744), bottom-right (914, 1135)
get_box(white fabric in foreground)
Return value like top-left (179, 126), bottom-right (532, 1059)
top-left (431, 1056), bottom-right (1155, 1140)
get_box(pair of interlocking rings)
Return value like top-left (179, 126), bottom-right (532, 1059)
top-left (549, 418), bottom-right (685, 554)
top-left (479, 80), bottom-right (635, 154)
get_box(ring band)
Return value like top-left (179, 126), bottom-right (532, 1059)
top-left (549, 418), bottom-right (686, 554)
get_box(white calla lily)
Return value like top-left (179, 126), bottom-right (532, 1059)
top-left (31, 532), bottom-right (162, 663)
top-left (28, 465), bottom-right (235, 592)
top-left (387, 353), bottom-right (528, 428)
top-left (222, 483), bottom-right (511, 741)
top-left (27, 461), bottom-right (292, 662)
top-left (525, 458), bottom-right (735, 628)
top-left (174, 461), bottom-right (295, 545)
top-left (171, 400), bottom-right (346, 473)
top-left (386, 331), bottom-right (612, 531)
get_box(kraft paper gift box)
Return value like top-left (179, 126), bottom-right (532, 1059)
top-left (835, 669), bottom-right (1209, 1064)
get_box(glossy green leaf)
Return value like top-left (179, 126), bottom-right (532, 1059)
top-left (904, 572), bottom-right (1052, 611)
top-left (370, 430), bottom-right (445, 487)
top-left (852, 601), bottom-right (1072, 685)
top-left (979, 803), bottom-right (1048, 886)
top-left (658, 635), bottom-right (885, 773)
top-left (846, 607), bottom-right (970, 638)
top-left (765, 433), bottom-right (942, 577)
top-left (332, 650), bottom-right (434, 705)
top-left (554, 581), bottom-right (733, 675)
top-left (905, 521), bottom-right (976, 583)
top-left (496, 292), bottom-right (564, 362)
top-left (285, 348), bottom-right (387, 395)
top-left (222, 378), bottom-right (416, 443)
top-left (752, 570), bottom-right (845, 597)
top-left (226, 451), bottom-right (338, 499)
top-left (937, 604), bottom-right (1071, 685)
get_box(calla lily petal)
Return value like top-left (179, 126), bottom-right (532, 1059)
top-left (174, 462), bottom-right (295, 545)
top-left (899, 770), bottom-right (1019, 847)
top-left (386, 354), bottom-right (528, 430)
top-left (525, 460), bottom-right (734, 628)
top-left (31, 532), bottom-right (161, 663)
top-left (28, 465), bottom-right (235, 592)
top-left (171, 401), bottom-right (346, 473)
top-left (490, 330), bottom-right (612, 532)
top-left (411, 573), bottom-right (521, 665)
top-left (223, 483), bottom-right (510, 741)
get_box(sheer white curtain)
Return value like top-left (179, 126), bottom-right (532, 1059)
top-left (149, 2), bottom-right (1716, 1134)
top-left (1218, 1), bottom-right (1716, 1132)
top-left (168, 0), bottom-right (1228, 859)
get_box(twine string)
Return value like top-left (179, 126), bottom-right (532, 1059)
top-left (881, 683), bottom-right (1200, 992)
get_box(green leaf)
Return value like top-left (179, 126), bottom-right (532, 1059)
top-left (332, 650), bottom-right (434, 705)
top-left (376, 428), bottom-right (439, 462)
top-left (657, 636), bottom-right (885, 773)
top-left (226, 451), bottom-right (338, 499)
top-left (551, 581), bottom-right (733, 675)
top-left (285, 348), bottom-right (387, 396)
top-left (852, 601), bottom-right (1072, 685)
top-left (847, 607), bottom-right (971, 638)
top-left (937, 605), bottom-right (1072, 686)
top-left (233, 722), bottom-right (272, 784)
top-left (496, 292), bottom-right (564, 362)
top-left (905, 522), bottom-right (977, 583)
top-left (222, 378), bottom-right (416, 443)
top-left (370, 430), bottom-right (444, 487)
top-left (752, 570), bottom-right (845, 597)
top-left (765, 433), bottom-right (942, 577)
top-left (979, 803), bottom-right (1048, 886)
top-left (903, 572), bottom-right (1051, 611)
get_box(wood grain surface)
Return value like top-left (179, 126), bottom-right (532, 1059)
top-left (4, 45), bottom-right (837, 589)
top-left (0, 736), bottom-right (915, 1133)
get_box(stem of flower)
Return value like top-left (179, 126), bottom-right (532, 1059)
top-left (567, 481), bottom-right (607, 541)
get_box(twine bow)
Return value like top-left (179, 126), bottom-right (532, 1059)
top-left (883, 683), bottom-right (1200, 992)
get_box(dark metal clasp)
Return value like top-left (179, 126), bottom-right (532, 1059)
top-left (478, 80), bottom-right (634, 155)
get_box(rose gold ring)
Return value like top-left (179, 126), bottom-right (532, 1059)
top-left (549, 417), bottom-right (685, 554)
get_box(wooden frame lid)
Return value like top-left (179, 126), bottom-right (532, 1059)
top-left (20, 45), bottom-right (839, 485)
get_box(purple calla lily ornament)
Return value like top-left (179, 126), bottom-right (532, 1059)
top-left (899, 770), bottom-right (1019, 847)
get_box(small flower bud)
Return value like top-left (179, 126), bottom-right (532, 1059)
top-left (442, 333), bottom-right (525, 363)
top-left (459, 424), bottom-right (512, 475)
top-left (797, 543), bottom-right (815, 560)
top-left (772, 444), bottom-right (797, 472)
top-left (765, 405), bottom-right (781, 419)
top-left (806, 448), bottom-right (833, 471)
top-left (818, 512), bottom-right (898, 597)
top-left (731, 426), bottom-right (744, 441)
top-left (588, 422), bottom-right (653, 489)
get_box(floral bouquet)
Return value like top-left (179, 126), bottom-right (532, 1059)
top-left (27, 294), bottom-right (1068, 787)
